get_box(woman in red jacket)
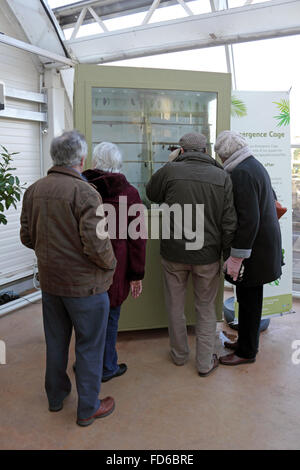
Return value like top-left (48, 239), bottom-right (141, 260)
top-left (83, 142), bottom-right (146, 382)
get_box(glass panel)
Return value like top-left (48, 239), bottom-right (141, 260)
top-left (92, 87), bottom-right (217, 204)
top-left (292, 147), bottom-right (300, 292)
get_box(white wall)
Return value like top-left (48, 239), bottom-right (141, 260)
top-left (0, 2), bottom-right (42, 285)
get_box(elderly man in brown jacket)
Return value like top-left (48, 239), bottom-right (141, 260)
top-left (20, 130), bottom-right (116, 427)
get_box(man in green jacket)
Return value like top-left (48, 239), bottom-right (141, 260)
top-left (146, 132), bottom-right (237, 376)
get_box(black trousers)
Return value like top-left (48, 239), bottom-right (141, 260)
top-left (235, 284), bottom-right (263, 359)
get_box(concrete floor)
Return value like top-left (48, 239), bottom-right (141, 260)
top-left (0, 296), bottom-right (300, 450)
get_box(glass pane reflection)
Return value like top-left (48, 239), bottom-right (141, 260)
top-left (92, 87), bottom-right (217, 203)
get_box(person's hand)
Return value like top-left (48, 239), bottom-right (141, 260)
top-left (130, 280), bottom-right (142, 299)
top-left (223, 256), bottom-right (244, 281)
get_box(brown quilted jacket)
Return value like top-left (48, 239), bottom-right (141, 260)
top-left (20, 166), bottom-right (116, 297)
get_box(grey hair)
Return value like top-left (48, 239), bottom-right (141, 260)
top-left (50, 130), bottom-right (88, 167)
top-left (92, 142), bottom-right (122, 172)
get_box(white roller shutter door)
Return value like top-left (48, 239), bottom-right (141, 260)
top-left (0, 10), bottom-right (42, 285)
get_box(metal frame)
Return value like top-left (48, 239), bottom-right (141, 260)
top-left (74, 64), bottom-right (231, 329)
top-left (53, 0), bottom-right (194, 29)
top-left (3, 0), bottom-right (299, 71)
top-left (4, 0), bottom-right (75, 66)
top-left (5, 87), bottom-right (47, 104)
top-left (65, 0), bottom-right (197, 39)
top-left (52, 0), bottom-right (256, 31)
top-left (210, 0), bottom-right (237, 88)
top-left (0, 84), bottom-right (48, 123)
top-left (65, 0), bottom-right (300, 65)
top-left (0, 108), bottom-right (47, 123)
top-left (0, 33), bottom-right (75, 67)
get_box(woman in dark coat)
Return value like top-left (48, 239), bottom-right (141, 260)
top-left (214, 131), bottom-right (282, 366)
top-left (83, 142), bottom-right (146, 381)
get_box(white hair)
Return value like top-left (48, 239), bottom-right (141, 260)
top-left (92, 142), bottom-right (122, 172)
top-left (214, 130), bottom-right (247, 160)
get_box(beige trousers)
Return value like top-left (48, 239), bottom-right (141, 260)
top-left (161, 257), bottom-right (220, 374)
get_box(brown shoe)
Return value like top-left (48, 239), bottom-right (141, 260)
top-left (77, 397), bottom-right (115, 427)
top-left (198, 354), bottom-right (219, 377)
top-left (219, 353), bottom-right (256, 366)
top-left (224, 341), bottom-right (238, 351)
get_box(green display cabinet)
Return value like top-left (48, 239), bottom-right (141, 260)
top-left (74, 65), bottom-right (231, 330)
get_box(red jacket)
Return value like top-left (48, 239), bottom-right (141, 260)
top-left (83, 169), bottom-right (146, 307)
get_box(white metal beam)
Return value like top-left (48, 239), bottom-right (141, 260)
top-left (5, 0), bottom-right (74, 65)
top-left (65, 0), bottom-right (300, 64)
top-left (88, 7), bottom-right (109, 32)
top-left (209, 0), bottom-right (237, 89)
top-left (70, 7), bottom-right (88, 40)
top-left (210, 0), bottom-right (227, 11)
top-left (0, 107), bottom-right (47, 122)
top-left (53, 0), bottom-right (191, 28)
top-left (5, 87), bottom-right (47, 104)
top-left (176, 0), bottom-right (193, 16)
top-left (142, 0), bottom-right (161, 25)
top-left (0, 33), bottom-right (75, 66)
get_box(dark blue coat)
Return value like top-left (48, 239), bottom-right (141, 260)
top-left (229, 156), bottom-right (282, 286)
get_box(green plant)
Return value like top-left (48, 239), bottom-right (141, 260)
top-left (0, 145), bottom-right (26, 225)
top-left (231, 96), bottom-right (247, 118)
top-left (273, 99), bottom-right (290, 126)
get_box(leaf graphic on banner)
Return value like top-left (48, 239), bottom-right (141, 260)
top-left (273, 99), bottom-right (290, 126)
top-left (231, 96), bottom-right (247, 117)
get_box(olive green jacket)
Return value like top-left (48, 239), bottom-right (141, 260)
top-left (146, 151), bottom-right (237, 265)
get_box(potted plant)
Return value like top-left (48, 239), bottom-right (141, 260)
top-left (0, 145), bottom-right (26, 225)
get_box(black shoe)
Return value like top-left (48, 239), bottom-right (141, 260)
top-left (102, 363), bottom-right (127, 383)
top-left (224, 341), bottom-right (238, 351)
top-left (49, 391), bottom-right (71, 412)
top-left (49, 404), bottom-right (63, 412)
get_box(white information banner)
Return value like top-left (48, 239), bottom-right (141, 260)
top-left (231, 91), bottom-right (292, 317)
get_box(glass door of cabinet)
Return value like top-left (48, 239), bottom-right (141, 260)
top-left (91, 87), bottom-right (217, 204)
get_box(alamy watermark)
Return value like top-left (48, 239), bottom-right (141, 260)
top-left (95, 196), bottom-right (205, 251)
top-left (0, 340), bottom-right (6, 365)
top-left (291, 340), bottom-right (300, 365)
